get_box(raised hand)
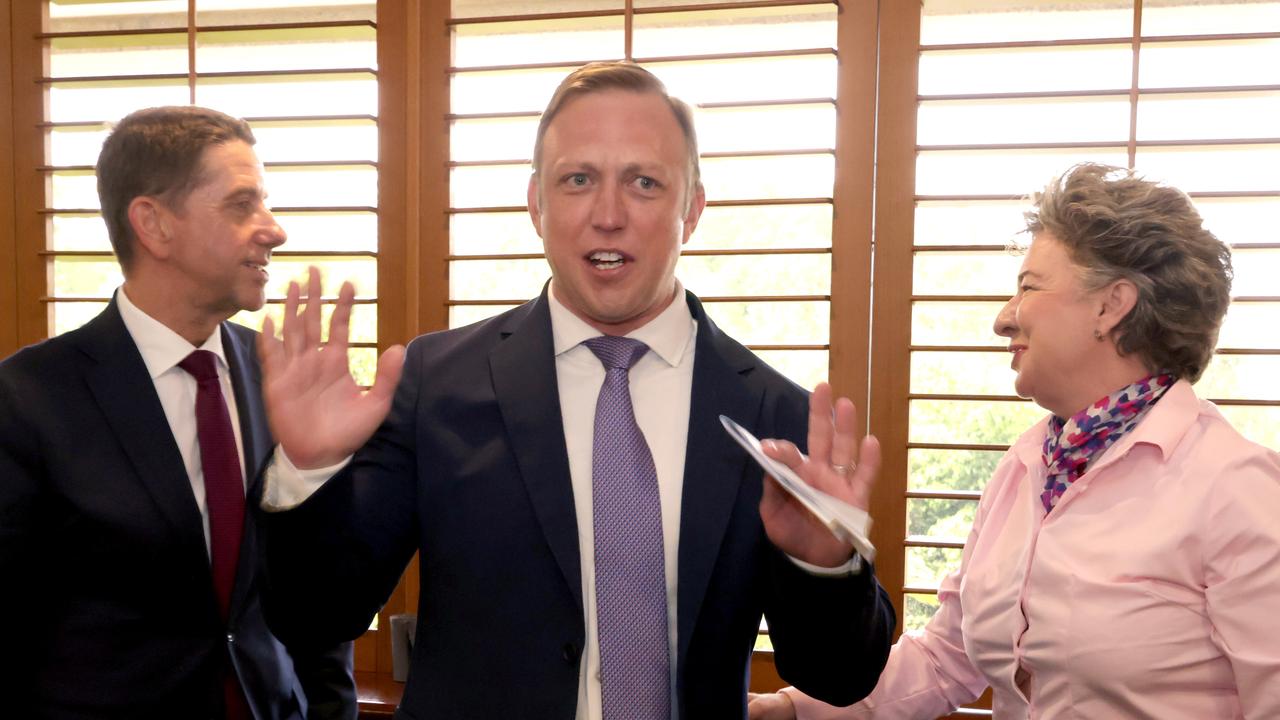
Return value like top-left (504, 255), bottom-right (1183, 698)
top-left (758, 382), bottom-right (881, 568)
top-left (257, 266), bottom-right (405, 469)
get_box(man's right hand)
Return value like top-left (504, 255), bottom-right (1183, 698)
top-left (748, 692), bottom-right (797, 720)
top-left (258, 266), bottom-right (404, 469)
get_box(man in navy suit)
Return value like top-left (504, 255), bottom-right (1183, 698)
top-left (258, 62), bottom-right (893, 719)
top-left (0, 106), bottom-right (355, 719)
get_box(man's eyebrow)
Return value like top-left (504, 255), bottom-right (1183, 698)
top-left (549, 159), bottom-right (598, 173)
top-left (222, 186), bottom-right (264, 202)
top-left (622, 162), bottom-right (663, 174)
top-left (1016, 270), bottom-right (1043, 283)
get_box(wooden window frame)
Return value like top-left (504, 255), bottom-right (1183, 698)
top-left (3, 0), bottom-right (879, 704)
top-left (2, 0), bottom-right (410, 696)
top-left (0, 1), bottom-right (1014, 713)
top-left (1, 1), bottom-right (18, 358)
top-left (7, 1), bottom-right (1269, 716)
top-left (4, 0), bottom-right (48, 356)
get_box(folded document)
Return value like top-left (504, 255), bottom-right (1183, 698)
top-left (720, 414), bottom-right (876, 563)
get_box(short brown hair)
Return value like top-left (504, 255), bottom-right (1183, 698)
top-left (96, 106), bottom-right (256, 268)
top-left (532, 61), bottom-right (701, 195)
top-left (1025, 163), bottom-right (1233, 383)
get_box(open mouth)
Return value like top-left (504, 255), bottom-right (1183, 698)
top-left (244, 260), bottom-right (269, 278)
top-left (588, 250), bottom-right (627, 271)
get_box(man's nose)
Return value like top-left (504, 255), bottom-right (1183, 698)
top-left (259, 210), bottom-right (287, 248)
top-left (590, 182), bottom-right (625, 231)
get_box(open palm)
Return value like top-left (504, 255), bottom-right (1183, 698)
top-left (257, 266), bottom-right (404, 469)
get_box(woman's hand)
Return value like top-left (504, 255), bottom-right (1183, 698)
top-left (748, 691), bottom-right (797, 720)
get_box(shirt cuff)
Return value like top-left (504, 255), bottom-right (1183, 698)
top-left (786, 551), bottom-right (865, 577)
top-left (260, 446), bottom-right (352, 512)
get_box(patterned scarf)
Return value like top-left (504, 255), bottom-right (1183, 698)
top-left (1041, 373), bottom-right (1176, 514)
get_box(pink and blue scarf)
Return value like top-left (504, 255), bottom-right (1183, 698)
top-left (1041, 373), bottom-right (1176, 514)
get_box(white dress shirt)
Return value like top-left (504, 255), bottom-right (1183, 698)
top-left (116, 286), bottom-right (246, 555)
top-left (549, 284), bottom-right (696, 720)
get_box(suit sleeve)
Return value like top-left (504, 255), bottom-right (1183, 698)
top-left (0, 360), bottom-right (43, 697)
top-left (288, 640), bottom-right (358, 720)
top-left (260, 340), bottom-right (423, 649)
top-left (760, 387), bottom-right (896, 707)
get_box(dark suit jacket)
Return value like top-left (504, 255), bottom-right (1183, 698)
top-left (0, 300), bottom-right (355, 720)
top-left (262, 290), bottom-right (893, 719)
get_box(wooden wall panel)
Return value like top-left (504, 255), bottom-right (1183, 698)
top-left (362, 0), bottom-right (450, 680)
top-left (866, 0), bottom-right (922, 637)
top-left (415, 0), bottom-right (450, 336)
top-left (8, 0), bottom-right (47, 352)
top-left (1, 1), bottom-right (17, 359)
top-left (379, 0), bottom-right (413, 351)
top-left (828, 0), bottom-right (878, 410)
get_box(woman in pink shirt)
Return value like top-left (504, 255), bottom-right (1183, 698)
top-left (752, 163), bottom-right (1280, 719)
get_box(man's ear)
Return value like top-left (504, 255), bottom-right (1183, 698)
top-left (127, 196), bottom-right (174, 261)
top-left (681, 182), bottom-right (706, 246)
top-left (1097, 276), bottom-right (1139, 337)
top-left (526, 174), bottom-right (544, 238)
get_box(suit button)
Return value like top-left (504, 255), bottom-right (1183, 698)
top-left (226, 633), bottom-right (235, 644)
top-left (562, 642), bottom-right (578, 664)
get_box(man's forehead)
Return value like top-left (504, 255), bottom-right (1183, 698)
top-left (542, 92), bottom-right (688, 158)
top-left (193, 141), bottom-right (264, 187)
top-left (548, 90), bottom-right (678, 131)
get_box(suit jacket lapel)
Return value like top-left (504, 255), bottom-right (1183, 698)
top-left (75, 301), bottom-right (209, 564)
top-left (224, 323), bottom-right (272, 491)
top-left (490, 291), bottom-right (583, 611)
top-left (223, 322), bottom-right (272, 618)
top-left (676, 293), bottom-right (764, 666)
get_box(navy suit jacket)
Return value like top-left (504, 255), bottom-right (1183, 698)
top-left (262, 290), bottom-right (893, 719)
top-left (0, 300), bottom-right (355, 720)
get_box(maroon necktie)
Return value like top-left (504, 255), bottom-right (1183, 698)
top-left (177, 349), bottom-right (250, 720)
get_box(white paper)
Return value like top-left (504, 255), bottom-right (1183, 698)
top-left (720, 414), bottom-right (876, 563)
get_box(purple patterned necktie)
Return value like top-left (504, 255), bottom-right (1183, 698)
top-left (584, 336), bottom-right (671, 720)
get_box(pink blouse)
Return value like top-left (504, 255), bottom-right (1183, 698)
top-left (786, 380), bottom-right (1280, 719)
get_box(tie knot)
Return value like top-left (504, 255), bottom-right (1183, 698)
top-left (584, 335), bottom-right (649, 371)
top-left (178, 349), bottom-right (220, 382)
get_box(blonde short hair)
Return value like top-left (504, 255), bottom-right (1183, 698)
top-left (1025, 163), bottom-right (1233, 383)
top-left (532, 61), bottom-right (701, 195)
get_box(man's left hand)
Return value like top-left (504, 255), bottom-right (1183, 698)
top-left (758, 382), bottom-right (880, 568)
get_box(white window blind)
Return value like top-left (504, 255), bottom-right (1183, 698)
top-left (446, 0), bottom-right (842, 391)
top-left (40, 0), bottom-right (382, 385)
top-left (903, 0), bottom-right (1280, 646)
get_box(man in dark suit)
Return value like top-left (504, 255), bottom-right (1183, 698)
top-left (0, 106), bottom-right (355, 719)
top-left (257, 62), bottom-right (894, 719)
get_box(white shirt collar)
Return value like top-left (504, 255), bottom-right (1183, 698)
top-left (547, 280), bottom-right (694, 368)
top-left (115, 286), bottom-right (229, 380)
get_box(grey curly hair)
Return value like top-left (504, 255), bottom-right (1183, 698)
top-left (1025, 163), bottom-right (1233, 383)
